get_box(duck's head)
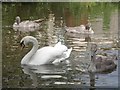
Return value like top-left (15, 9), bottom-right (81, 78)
top-left (15, 16), bottom-right (21, 25)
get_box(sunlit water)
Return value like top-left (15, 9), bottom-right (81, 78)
top-left (2, 3), bottom-right (119, 89)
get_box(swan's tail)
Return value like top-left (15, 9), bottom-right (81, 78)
top-left (52, 47), bottom-right (72, 65)
top-left (54, 42), bottom-right (62, 47)
top-left (65, 47), bottom-right (72, 58)
top-left (58, 47), bottom-right (72, 61)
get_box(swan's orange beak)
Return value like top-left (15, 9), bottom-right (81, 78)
top-left (20, 41), bottom-right (25, 50)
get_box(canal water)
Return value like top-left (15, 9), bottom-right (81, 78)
top-left (2, 2), bottom-right (119, 89)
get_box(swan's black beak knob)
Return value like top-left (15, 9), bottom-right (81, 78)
top-left (20, 41), bottom-right (25, 50)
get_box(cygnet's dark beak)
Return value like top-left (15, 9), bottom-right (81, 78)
top-left (91, 55), bottom-right (93, 58)
top-left (91, 50), bottom-right (96, 61)
top-left (91, 55), bottom-right (94, 61)
top-left (20, 41), bottom-right (25, 50)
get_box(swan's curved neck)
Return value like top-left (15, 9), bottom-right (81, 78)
top-left (21, 39), bottom-right (38, 65)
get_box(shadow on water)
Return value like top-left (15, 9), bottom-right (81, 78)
top-left (2, 2), bottom-right (119, 89)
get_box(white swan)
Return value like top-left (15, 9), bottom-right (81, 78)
top-left (20, 36), bottom-right (72, 65)
top-left (13, 16), bottom-right (44, 28)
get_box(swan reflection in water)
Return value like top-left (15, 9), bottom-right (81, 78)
top-left (21, 63), bottom-right (67, 87)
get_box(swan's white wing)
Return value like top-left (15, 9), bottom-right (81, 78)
top-left (52, 47), bottom-right (72, 64)
top-left (64, 47), bottom-right (72, 58)
top-left (19, 21), bottom-right (30, 27)
top-left (54, 42), bottom-right (62, 47)
top-left (29, 46), bottom-right (55, 65)
top-left (26, 21), bottom-right (40, 28)
top-left (29, 46), bottom-right (68, 65)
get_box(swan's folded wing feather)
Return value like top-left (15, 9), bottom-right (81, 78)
top-left (64, 47), bottom-right (72, 58)
top-left (52, 47), bottom-right (72, 64)
top-left (54, 42), bottom-right (62, 47)
top-left (29, 46), bottom-right (55, 65)
top-left (29, 46), bottom-right (67, 65)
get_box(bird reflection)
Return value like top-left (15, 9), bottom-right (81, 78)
top-left (21, 65), bottom-right (38, 87)
top-left (84, 34), bottom-right (91, 42)
top-left (21, 64), bottom-right (66, 87)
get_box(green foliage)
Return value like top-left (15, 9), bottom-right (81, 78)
top-left (2, 2), bottom-right (118, 29)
